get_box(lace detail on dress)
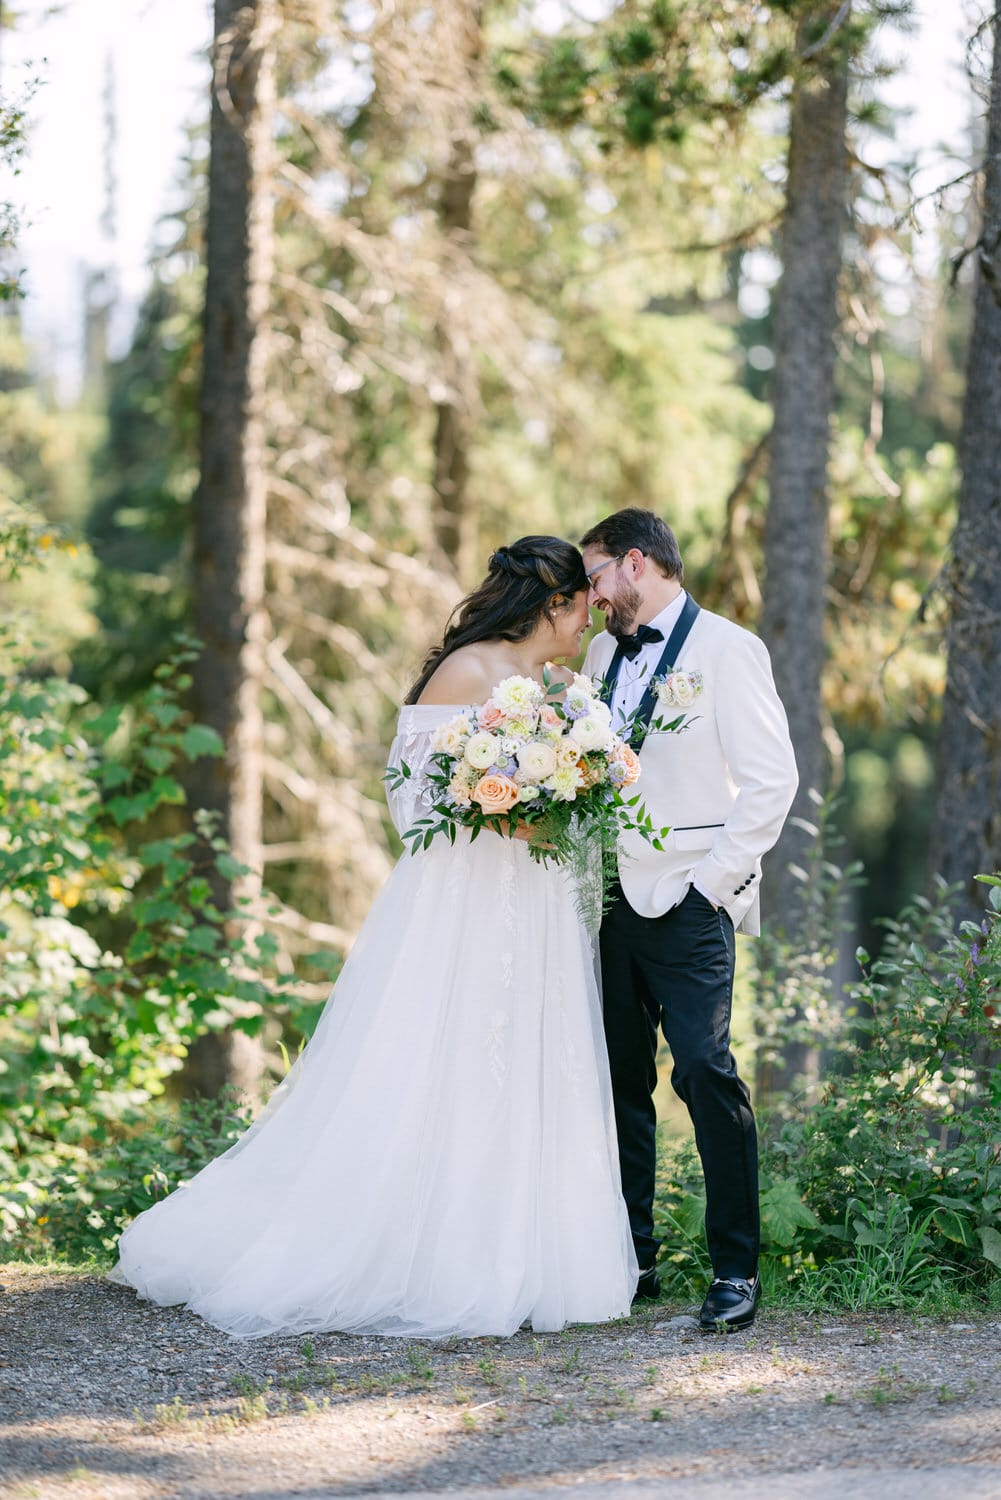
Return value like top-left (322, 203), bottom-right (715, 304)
top-left (386, 705), bottom-right (461, 838)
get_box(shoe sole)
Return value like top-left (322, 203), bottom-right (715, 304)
top-left (699, 1309), bottom-right (758, 1333)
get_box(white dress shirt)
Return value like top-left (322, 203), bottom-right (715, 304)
top-left (609, 590), bottom-right (723, 912)
top-left (609, 591), bottom-right (688, 732)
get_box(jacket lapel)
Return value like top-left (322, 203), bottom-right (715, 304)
top-left (629, 594), bottom-right (701, 748)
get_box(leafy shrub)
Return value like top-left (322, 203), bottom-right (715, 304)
top-left (653, 877), bottom-right (1001, 1308)
top-left (26, 1089), bottom-right (256, 1261)
top-left (0, 525), bottom-right (311, 1255)
top-left (763, 878), bottom-right (1001, 1303)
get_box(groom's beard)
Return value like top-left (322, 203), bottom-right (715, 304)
top-left (604, 580), bottom-right (642, 637)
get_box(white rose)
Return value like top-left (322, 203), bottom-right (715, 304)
top-left (464, 731), bottom-right (500, 770)
top-left (569, 715), bottom-right (614, 752)
top-left (517, 740), bottom-right (558, 781)
top-left (519, 784), bottom-right (540, 801)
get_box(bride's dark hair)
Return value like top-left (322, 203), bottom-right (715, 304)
top-left (405, 536), bottom-right (588, 704)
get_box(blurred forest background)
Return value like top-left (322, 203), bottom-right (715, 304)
top-left (2, 0), bottom-right (1000, 1300)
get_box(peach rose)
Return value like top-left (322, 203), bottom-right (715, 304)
top-left (472, 774), bottom-right (521, 815)
top-left (477, 701), bottom-right (506, 731)
top-left (617, 744), bottom-right (641, 787)
top-left (539, 704), bottom-right (562, 730)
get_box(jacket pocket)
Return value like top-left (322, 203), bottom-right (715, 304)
top-left (669, 824), bottom-right (723, 851)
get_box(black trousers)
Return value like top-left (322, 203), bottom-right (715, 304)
top-left (599, 883), bottom-right (759, 1279)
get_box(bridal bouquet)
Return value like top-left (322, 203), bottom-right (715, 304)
top-left (387, 672), bottom-right (668, 921)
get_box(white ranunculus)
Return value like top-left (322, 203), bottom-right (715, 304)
top-left (569, 714), bottom-right (614, 752)
top-left (668, 672), bottom-right (696, 707)
top-left (464, 730), bottom-right (500, 769)
top-left (517, 739), bottom-right (558, 781)
top-left (656, 671), bottom-right (702, 709)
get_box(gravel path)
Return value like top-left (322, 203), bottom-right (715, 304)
top-left (1, 1265), bottom-right (999, 1499)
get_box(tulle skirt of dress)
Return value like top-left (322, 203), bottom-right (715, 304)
top-left (111, 832), bottom-right (638, 1339)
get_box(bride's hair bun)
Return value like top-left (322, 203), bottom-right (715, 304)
top-left (490, 545), bottom-right (523, 576)
top-left (490, 540), bottom-right (581, 592)
top-left (404, 534), bottom-right (587, 702)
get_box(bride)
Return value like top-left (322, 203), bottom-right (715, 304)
top-left (112, 536), bottom-right (638, 1338)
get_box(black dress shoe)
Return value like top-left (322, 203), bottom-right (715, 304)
top-left (699, 1274), bottom-right (760, 1332)
top-left (632, 1265), bottom-right (662, 1303)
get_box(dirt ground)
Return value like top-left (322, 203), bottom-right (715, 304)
top-left (1, 1265), bottom-right (999, 1500)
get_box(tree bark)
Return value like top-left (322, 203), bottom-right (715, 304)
top-left (758, 6), bottom-right (850, 1100)
top-left (184, 0), bottom-right (277, 1099)
top-left (928, 0), bottom-right (1001, 920)
top-left (431, 0), bottom-right (481, 581)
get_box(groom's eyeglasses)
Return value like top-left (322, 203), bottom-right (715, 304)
top-left (585, 554), bottom-right (625, 589)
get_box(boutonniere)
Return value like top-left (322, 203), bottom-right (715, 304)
top-left (654, 670), bottom-right (704, 709)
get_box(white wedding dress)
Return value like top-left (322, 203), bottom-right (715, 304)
top-left (111, 704), bottom-right (637, 1339)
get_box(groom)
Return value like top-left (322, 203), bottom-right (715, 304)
top-left (581, 508), bottom-right (798, 1332)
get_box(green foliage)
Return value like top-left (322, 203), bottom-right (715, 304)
top-left (654, 874), bottom-right (1001, 1308)
top-left (22, 1090), bottom-right (254, 1261)
top-left (653, 1138), bottom-right (712, 1297)
top-left (496, 1), bottom-right (906, 153)
top-left (762, 879), bottom-right (1001, 1304)
top-left (0, 74), bottom-right (35, 301)
top-left (0, 527), bottom-right (305, 1255)
top-left (78, 264), bottom-right (203, 701)
top-left (498, 2), bottom-right (726, 149)
top-left (0, 322), bottom-right (100, 668)
top-left (751, 794), bottom-right (864, 1100)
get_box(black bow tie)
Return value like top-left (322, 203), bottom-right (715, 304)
top-left (617, 624), bottom-right (664, 661)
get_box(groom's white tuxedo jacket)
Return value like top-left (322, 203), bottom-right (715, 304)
top-left (583, 602), bottom-right (798, 936)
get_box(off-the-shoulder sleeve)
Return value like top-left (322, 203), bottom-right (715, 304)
top-left (385, 706), bottom-right (457, 838)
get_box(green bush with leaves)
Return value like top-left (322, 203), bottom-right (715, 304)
top-left (34, 1089), bottom-right (256, 1262)
top-left (0, 530), bottom-right (308, 1257)
top-left (653, 876), bottom-right (1001, 1309)
top-left (765, 878), bottom-right (1001, 1304)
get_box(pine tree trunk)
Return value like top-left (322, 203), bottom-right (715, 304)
top-left (184, 0), bottom-right (277, 1099)
top-left (928, 0), bottom-right (1001, 920)
top-left (432, 0), bottom-right (481, 580)
top-left (758, 7), bottom-right (850, 1100)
